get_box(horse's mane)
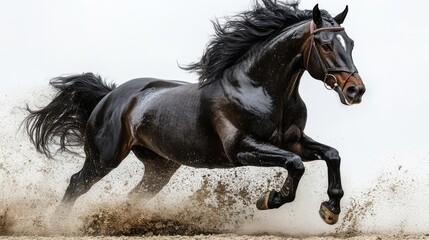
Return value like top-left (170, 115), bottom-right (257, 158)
top-left (184, 0), bottom-right (335, 86)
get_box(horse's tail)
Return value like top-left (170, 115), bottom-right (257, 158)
top-left (23, 73), bottom-right (116, 158)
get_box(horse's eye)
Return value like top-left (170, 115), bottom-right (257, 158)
top-left (321, 43), bottom-right (333, 52)
top-left (351, 41), bottom-right (355, 50)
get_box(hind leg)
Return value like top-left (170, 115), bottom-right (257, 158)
top-left (59, 156), bottom-right (113, 213)
top-left (58, 123), bottom-right (133, 215)
top-left (128, 146), bottom-right (180, 203)
top-left (59, 152), bottom-right (130, 214)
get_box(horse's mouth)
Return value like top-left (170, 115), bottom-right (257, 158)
top-left (334, 73), bottom-right (365, 106)
top-left (336, 86), bottom-right (364, 106)
top-left (323, 72), bottom-right (365, 106)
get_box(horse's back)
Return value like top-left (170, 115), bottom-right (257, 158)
top-left (114, 77), bottom-right (188, 96)
top-left (87, 78), bottom-right (188, 142)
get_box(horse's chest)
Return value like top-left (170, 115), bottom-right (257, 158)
top-left (282, 124), bottom-right (302, 145)
top-left (270, 124), bottom-right (302, 147)
top-left (276, 96), bottom-right (307, 150)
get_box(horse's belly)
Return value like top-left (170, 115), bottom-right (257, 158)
top-left (142, 131), bottom-right (233, 168)
top-left (127, 81), bottom-right (243, 168)
top-left (133, 98), bottom-right (233, 168)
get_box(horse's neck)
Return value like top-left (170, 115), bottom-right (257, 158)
top-left (233, 23), bottom-right (309, 102)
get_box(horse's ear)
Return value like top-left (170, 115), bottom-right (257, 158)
top-left (312, 4), bottom-right (323, 27)
top-left (334, 6), bottom-right (349, 24)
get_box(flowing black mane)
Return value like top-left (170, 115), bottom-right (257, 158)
top-left (184, 0), bottom-right (335, 86)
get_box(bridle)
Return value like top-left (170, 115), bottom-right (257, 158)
top-left (305, 21), bottom-right (358, 103)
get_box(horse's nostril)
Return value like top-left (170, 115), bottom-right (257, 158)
top-left (346, 86), bottom-right (358, 98)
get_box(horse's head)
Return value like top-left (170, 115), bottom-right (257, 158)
top-left (305, 5), bottom-right (365, 105)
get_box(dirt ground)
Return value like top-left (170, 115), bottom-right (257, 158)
top-left (1, 235), bottom-right (429, 240)
top-left (1, 199), bottom-right (428, 240)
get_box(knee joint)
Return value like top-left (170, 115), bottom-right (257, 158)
top-left (237, 152), bottom-right (257, 165)
top-left (286, 156), bottom-right (305, 172)
top-left (325, 149), bottom-right (340, 163)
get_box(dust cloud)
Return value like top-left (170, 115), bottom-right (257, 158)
top-left (0, 87), bottom-right (428, 238)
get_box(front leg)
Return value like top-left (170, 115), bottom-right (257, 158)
top-left (234, 136), bottom-right (305, 210)
top-left (298, 133), bottom-right (344, 225)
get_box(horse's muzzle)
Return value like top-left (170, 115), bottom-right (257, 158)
top-left (333, 72), bottom-right (365, 105)
top-left (344, 84), bottom-right (366, 104)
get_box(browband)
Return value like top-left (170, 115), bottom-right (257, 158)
top-left (309, 21), bottom-right (344, 35)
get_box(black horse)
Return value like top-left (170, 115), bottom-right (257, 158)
top-left (24, 1), bottom-right (365, 225)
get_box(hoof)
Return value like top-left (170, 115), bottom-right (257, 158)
top-left (319, 202), bottom-right (339, 225)
top-left (256, 191), bottom-right (272, 210)
top-left (256, 190), bottom-right (285, 210)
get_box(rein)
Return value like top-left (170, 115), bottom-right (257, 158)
top-left (305, 21), bottom-right (357, 105)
